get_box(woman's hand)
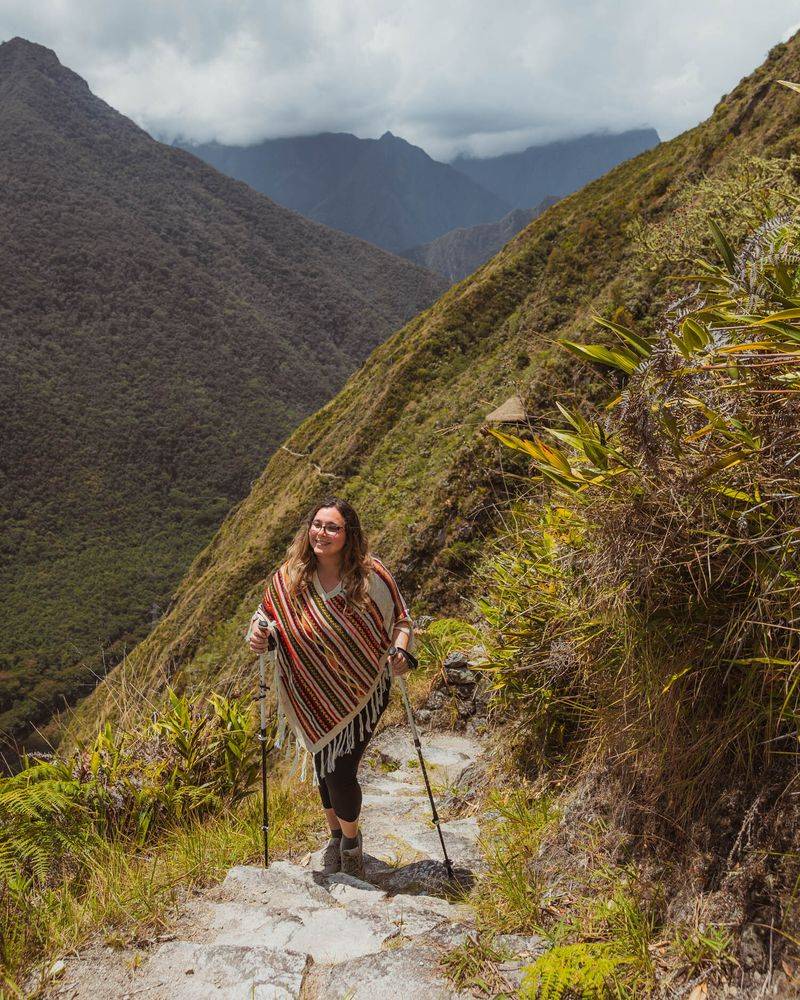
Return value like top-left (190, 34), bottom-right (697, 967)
top-left (388, 649), bottom-right (411, 677)
top-left (249, 631), bottom-right (269, 654)
top-left (247, 614), bottom-right (272, 654)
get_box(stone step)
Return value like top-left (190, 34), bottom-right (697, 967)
top-left (213, 861), bottom-right (335, 910)
top-left (369, 732), bottom-right (482, 784)
top-left (210, 869), bottom-right (400, 962)
top-left (279, 906), bottom-right (397, 963)
top-left (360, 790), bottom-right (430, 813)
top-left (191, 866), bottom-right (474, 954)
top-left (358, 774), bottom-right (424, 796)
top-left (325, 872), bottom-right (473, 940)
top-left (363, 815), bottom-right (483, 870)
top-left (302, 942), bottom-right (472, 999)
top-left (178, 899), bottom-right (305, 950)
top-left (140, 940), bottom-right (309, 999)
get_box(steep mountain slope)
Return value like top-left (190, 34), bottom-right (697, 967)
top-left (180, 131), bottom-right (511, 253)
top-left (68, 36), bottom-right (800, 742)
top-left (453, 128), bottom-right (660, 207)
top-left (0, 37), bottom-right (445, 752)
top-left (401, 199), bottom-right (558, 282)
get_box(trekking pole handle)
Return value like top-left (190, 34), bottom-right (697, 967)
top-left (388, 645), bottom-right (418, 670)
top-left (257, 619), bottom-right (276, 647)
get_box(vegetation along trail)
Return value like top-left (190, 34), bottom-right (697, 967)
top-left (39, 724), bottom-right (497, 998)
top-left (6, 24), bottom-right (800, 1000)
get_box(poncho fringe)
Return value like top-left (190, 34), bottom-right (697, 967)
top-left (274, 661), bottom-right (392, 784)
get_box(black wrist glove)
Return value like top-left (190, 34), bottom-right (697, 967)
top-left (388, 646), bottom-right (418, 670)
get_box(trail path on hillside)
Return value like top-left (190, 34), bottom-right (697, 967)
top-left (47, 728), bottom-right (531, 999)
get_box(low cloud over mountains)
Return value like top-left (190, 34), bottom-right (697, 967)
top-left (1, 0), bottom-right (798, 157)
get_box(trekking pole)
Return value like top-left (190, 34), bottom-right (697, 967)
top-left (393, 649), bottom-right (455, 880)
top-left (256, 622), bottom-right (275, 869)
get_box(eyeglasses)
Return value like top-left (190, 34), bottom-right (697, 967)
top-left (310, 520), bottom-right (344, 536)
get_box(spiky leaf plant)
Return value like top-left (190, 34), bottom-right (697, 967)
top-left (481, 203), bottom-right (800, 823)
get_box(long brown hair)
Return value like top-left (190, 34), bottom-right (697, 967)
top-left (282, 496), bottom-right (373, 610)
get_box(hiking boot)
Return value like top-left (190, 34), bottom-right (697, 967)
top-left (340, 831), bottom-right (364, 880)
top-left (320, 835), bottom-right (342, 876)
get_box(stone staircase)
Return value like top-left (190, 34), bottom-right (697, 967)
top-left (49, 731), bottom-right (488, 999)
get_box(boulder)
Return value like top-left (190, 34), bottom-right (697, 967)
top-left (443, 652), bottom-right (470, 671)
top-left (445, 666), bottom-right (478, 687)
top-left (427, 690), bottom-right (447, 710)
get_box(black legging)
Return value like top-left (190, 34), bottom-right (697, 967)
top-left (314, 680), bottom-right (391, 823)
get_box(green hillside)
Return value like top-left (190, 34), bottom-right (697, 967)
top-left (68, 34), bottom-right (800, 742)
top-left (0, 37), bottom-right (445, 754)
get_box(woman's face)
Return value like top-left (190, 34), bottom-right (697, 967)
top-left (308, 505), bottom-right (347, 562)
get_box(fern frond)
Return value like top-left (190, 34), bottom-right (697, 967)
top-left (520, 942), bottom-right (632, 999)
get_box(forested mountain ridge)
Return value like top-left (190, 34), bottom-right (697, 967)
top-left (181, 129), bottom-right (660, 256)
top-left (179, 130), bottom-right (511, 252)
top-left (401, 199), bottom-right (558, 282)
top-left (66, 33), bottom-right (800, 746)
top-left (453, 127), bottom-right (660, 207)
top-left (0, 36), bottom-right (445, 754)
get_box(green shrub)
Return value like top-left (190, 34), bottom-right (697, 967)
top-left (479, 206), bottom-right (800, 823)
top-left (470, 787), bottom-right (557, 933)
top-left (1, 690), bottom-right (258, 881)
top-left (627, 154), bottom-right (800, 269)
top-left (671, 923), bottom-right (734, 977)
top-left (415, 617), bottom-right (481, 678)
top-left (0, 690), bottom-right (266, 984)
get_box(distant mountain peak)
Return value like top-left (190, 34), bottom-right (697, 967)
top-left (0, 36), bottom-right (63, 71)
top-left (452, 128), bottom-right (660, 208)
top-left (184, 130), bottom-right (510, 252)
top-left (0, 34), bottom-right (145, 142)
top-left (0, 34), bottom-right (93, 106)
top-left (378, 130), bottom-right (410, 148)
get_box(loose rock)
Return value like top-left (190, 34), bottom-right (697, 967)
top-left (445, 666), bottom-right (477, 687)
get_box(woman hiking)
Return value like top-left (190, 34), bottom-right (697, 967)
top-left (246, 496), bottom-right (415, 881)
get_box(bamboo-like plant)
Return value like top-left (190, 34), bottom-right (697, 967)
top-left (480, 205), bottom-right (800, 821)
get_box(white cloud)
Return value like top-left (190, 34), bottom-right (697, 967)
top-left (1, 0), bottom-right (798, 159)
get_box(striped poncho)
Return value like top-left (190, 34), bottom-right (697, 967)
top-left (247, 556), bottom-right (415, 781)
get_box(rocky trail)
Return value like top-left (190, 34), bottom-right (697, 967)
top-left (44, 726), bottom-right (546, 999)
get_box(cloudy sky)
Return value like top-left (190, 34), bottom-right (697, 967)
top-left (2, 1), bottom-right (799, 160)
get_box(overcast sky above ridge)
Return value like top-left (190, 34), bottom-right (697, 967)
top-left (2, 1), bottom-right (799, 160)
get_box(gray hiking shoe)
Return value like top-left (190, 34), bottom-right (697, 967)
top-left (340, 831), bottom-right (364, 880)
top-left (321, 835), bottom-right (342, 876)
